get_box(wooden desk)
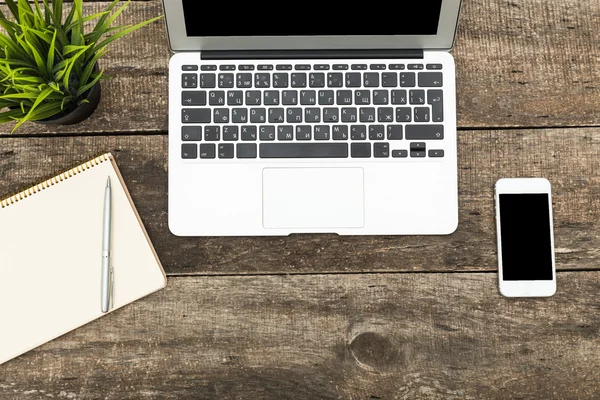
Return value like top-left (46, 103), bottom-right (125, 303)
top-left (1, 1), bottom-right (599, 398)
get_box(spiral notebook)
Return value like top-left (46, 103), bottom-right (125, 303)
top-left (0, 153), bottom-right (167, 365)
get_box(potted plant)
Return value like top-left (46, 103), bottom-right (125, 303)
top-left (0, 0), bottom-right (161, 131)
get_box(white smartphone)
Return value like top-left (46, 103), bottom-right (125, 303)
top-left (495, 178), bottom-right (556, 297)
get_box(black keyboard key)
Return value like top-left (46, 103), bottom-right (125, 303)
top-left (182, 108), bottom-right (211, 123)
top-left (341, 107), bottom-right (358, 122)
top-left (259, 126), bottom-right (276, 141)
top-left (255, 73), bottom-right (271, 88)
top-left (363, 72), bottom-right (379, 87)
top-left (406, 125), bottom-right (444, 140)
top-left (369, 125), bottom-right (385, 140)
top-left (333, 125), bottom-right (349, 140)
top-left (333, 64), bottom-right (349, 70)
top-left (291, 73), bottom-right (308, 88)
top-left (314, 126), bottom-right (331, 140)
top-left (277, 126), bottom-right (294, 140)
top-left (237, 143), bottom-right (257, 158)
top-left (218, 143), bottom-right (234, 158)
top-left (387, 125), bottom-right (403, 140)
top-left (282, 90), bottom-right (298, 105)
top-left (236, 73), bottom-right (252, 88)
top-left (223, 126), bottom-right (239, 141)
top-left (200, 144), bottom-right (216, 159)
top-left (182, 91), bottom-right (206, 106)
top-left (258, 64), bottom-right (274, 70)
top-left (428, 89), bottom-right (444, 122)
top-left (209, 90), bottom-right (225, 105)
top-left (351, 143), bottom-right (371, 158)
top-left (377, 107), bottom-right (394, 122)
top-left (204, 126), bottom-right (220, 141)
top-left (182, 143), bottom-right (197, 159)
top-left (319, 90), bottom-right (335, 105)
top-left (268, 108), bottom-right (285, 123)
top-left (327, 73), bottom-right (344, 87)
top-left (181, 73), bottom-right (197, 88)
top-left (232, 108), bottom-right (248, 123)
top-left (418, 72), bottom-right (443, 87)
top-left (227, 90), bottom-right (244, 106)
top-left (391, 90), bottom-right (407, 105)
top-left (250, 108), bottom-right (266, 123)
top-left (389, 64), bottom-right (405, 70)
top-left (351, 64), bottom-right (367, 70)
top-left (336, 90), bottom-right (353, 105)
top-left (182, 65), bottom-right (198, 71)
top-left (408, 64), bottom-right (424, 70)
top-left (273, 73), bottom-right (289, 88)
top-left (305, 107), bottom-right (321, 122)
top-left (351, 125), bottom-right (367, 140)
top-left (409, 89), bottom-right (426, 104)
top-left (182, 126), bottom-right (202, 141)
top-left (213, 108), bottom-right (229, 123)
top-left (309, 72), bottom-right (325, 87)
top-left (276, 64), bottom-right (293, 70)
top-left (429, 149), bottom-right (445, 158)
top-left (346, 72), bottom-right (362, 87)
top-left (323, 108), bottom-right (339, 122)
top-left (201, 65), bottom-right (217, 71)
top-left (314, 64), bottom-right (330, 70)
top-left (355, 90), bottom-right (371, 105)
top-left (219, 65), bottom-right (236, 71)
top-left (414, 107), bottom-right (430, 122)
top-left (392, 149), bottom-right (408, 158)
top-left (245, 90), bottom-right (261, 105)
top-left (218, 73), bottom-right (234, 88)
top-left (295, 64), bottom-right (311, 70)
top-left (426, 64), bottom-right (443, 70)
top-left (400, 72), bottom-right (416, 87)
top-left (382, 72), bottom-right (398, 87)
top-left (373, 90), bottom-right (389, 105)
top-left (300, 90), bottom-right (317, 105)
top-left (200, 73), bottom-right (216, 88)
top-left (359, 107), bottom-right (376, 123)
top-left (264, 90), bottom-right (280, 105)
top-left (410, 142), bottom-right (426, 151)
top-left (370, 64), bottom-right (386, 70)
top-left (296, 126), bottom-right (312, 141)
top-left (239, 64), bottom-right (255, 71)
top-left (261, 142), bottom-right (349, 158)
top-left (286, 108), bottom-right (303, 123)
top-left (241, 126), bottom-right (257, 141)
top-left (374, 142), bottom-right (390, 158)
top-left (396, 107), bottom-right (412, 122)
top-left (411, 150), bottom-right (426, 158)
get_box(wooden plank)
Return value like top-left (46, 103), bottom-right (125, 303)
top-left (0, 271), bottom-right (599, 399)
top-left (1, 0), bottom-right (600, 135)
top-left (1, 127), bottom-right (599, 274)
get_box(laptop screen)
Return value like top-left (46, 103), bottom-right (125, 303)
top-left (181, 1), bottom-right (444, 37)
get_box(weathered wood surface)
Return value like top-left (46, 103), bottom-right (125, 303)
top-left (1, 272), bottom-right (599, 400)
top-left (1, 127), bottom-right (599, 275)
top-left (1, 0), bottom-right (600, 135)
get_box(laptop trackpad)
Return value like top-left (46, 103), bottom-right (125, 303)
top-left (263, 168), bottom-right (364, 229)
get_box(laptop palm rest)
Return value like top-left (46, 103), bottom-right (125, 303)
top-left (262, 167), bottom-right (365, 230)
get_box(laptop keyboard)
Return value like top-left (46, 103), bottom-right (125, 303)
top-left (179, 62), bottom-right (446, 160)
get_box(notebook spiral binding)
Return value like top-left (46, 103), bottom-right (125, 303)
top-left (0, 154), bottom-right (110, 209)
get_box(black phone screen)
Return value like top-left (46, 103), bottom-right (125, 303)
top-left (499, 194), bottom-right (553, 280)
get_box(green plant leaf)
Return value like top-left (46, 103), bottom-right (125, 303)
top-left (4, 0), bottom-right (20, 23)
top-left (91, 15), bottom-right (163, 55)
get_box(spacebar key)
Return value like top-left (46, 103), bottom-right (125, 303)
top-left (260, 143), bottom-right (348, 158)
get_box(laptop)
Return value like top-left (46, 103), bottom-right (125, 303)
top-left (163, 0), bottom-right (462, 236)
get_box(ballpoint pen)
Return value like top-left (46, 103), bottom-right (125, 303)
top-left (101, 176), bottom-right (113, 313)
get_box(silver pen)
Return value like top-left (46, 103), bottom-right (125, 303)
top-left (101, 176), bottom-right (113, 313)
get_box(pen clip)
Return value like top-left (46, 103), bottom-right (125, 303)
top-left (109, 266), bottom-right (114, 311)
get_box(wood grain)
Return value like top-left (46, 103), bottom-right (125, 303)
top-left (2, 0), bottom-right (600, 136)
top-left (1, 127), bottom-right (599, 275)
top-left (1, 271), bottom-right (599, 399)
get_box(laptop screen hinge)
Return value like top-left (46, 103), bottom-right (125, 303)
top-left (201, 49), bottom-right (424, 60)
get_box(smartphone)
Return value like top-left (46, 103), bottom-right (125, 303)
top-left (495, 178), bottom-right (556, 297)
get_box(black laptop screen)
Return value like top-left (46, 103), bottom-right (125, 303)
top-left (181, 1), bottom-right (444, 37)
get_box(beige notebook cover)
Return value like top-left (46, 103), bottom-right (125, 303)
top-left (0, 153), bottom-right (167, 365)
